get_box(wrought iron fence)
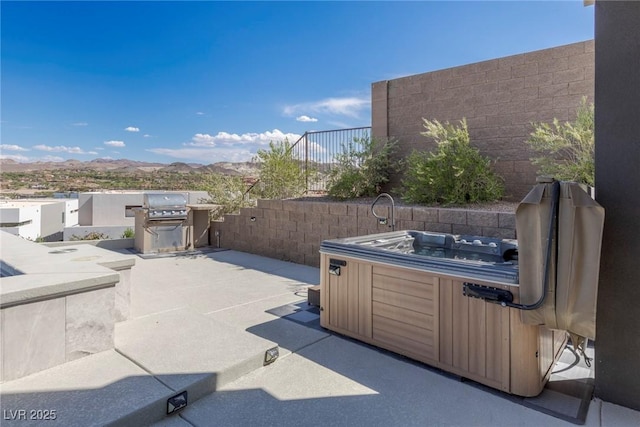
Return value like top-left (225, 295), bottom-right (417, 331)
top-left (245, 126), bottom-right (372, 197)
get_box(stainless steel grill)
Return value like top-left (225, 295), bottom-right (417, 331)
top-left (143, 193), bottom-right (188, 221)
top-left (135, 193), bottom-right (189, 254)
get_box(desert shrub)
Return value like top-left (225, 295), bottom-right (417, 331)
top-left (526, 97), bottom-right (594, 186)
top-left (70, 231), bottom-right (109, 241)
top-left (202, 173), bottom-right (255, 215)
top-left (401, 118), bottom-right (504, 205)
top-left (121, 227), bottom-right (134, 239)
top-left (327, 135), bottom-right (399, 200)
top-left (253, 139), bottom-right (308, 199)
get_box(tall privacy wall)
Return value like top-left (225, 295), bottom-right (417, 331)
top-left (212, 199), bottom-right (515, 267)
top-left (372, 40), bottom-right (594, 200)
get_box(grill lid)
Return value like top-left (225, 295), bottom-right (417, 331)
top-left (143, 193), bottom-right (187, 209)
top-left (144, 193), bottom-right (188, 220)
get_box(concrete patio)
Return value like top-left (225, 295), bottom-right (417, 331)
top-left (1, 246), bottom-right (639, 426)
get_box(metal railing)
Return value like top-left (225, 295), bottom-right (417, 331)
top-left (244, 126), bottom-right (372, 198)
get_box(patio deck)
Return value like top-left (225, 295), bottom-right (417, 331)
top-left (1, 247), bottom-right (639, 426)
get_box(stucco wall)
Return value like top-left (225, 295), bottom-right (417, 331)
top-left (372, 40), bottom-right (594, 201)
top-left (78, 191), bottom-right (209, 226)
top-left (40, 202), bottom-right (65, 241)
top-left (212, 199), bottom-right (516, 268)
top-left (594, 0), bottom-right (640, 411)
top-left (0, 205), bottom-right (40, 241)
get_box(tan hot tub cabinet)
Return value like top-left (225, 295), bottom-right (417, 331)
top-left (319, 253), bottom-right (567, 397)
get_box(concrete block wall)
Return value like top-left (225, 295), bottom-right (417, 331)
top-left (372, 40), bottom-right (594, 201)
top-left (212, 199), bottom-right (516, 267)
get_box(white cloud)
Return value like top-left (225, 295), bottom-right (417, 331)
top-left (0, 153), bottom-right (31, 162)
top-left (296, 115), bottom-right (318, 123)
top-left (0, 144), bottom-right (29, 152)
top-left (143, 134), bottom-right (152, 138)
top-left (104, 140), bottom-right (126, 147)
top-left (124, 126), bottom-right (139, 132)
top-left (196, 112), bottom-right (205, 116)
top-left (33, 144), bottom-right (98, 155)
top-left (0, 153), bottom-right (69, 163)
top-left (185, 129), bottom-right (301, 148)
top-left (306, 141), bottom-right (327, 158)
top-left (148, 129), bottom-right (303, 165)
top-left (189, 133), bottom-right (218, 147)
top-left (72, 122), bottom-right (88, 127)
top-left (284, 96), bottom-right (370, 119)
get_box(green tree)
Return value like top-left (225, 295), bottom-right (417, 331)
top-left (526, 97), bottom-right (594, 186)
top-left (401, 118), bottom-right (504, 205)
top-left (327, 135), bottom-right (399, 200)
top-left (254, 139), bottom-right (307, 199)
top-left (201, 173), bottom-right (255, 215)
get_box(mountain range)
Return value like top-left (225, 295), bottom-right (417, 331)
top-left (0, 158), bottom-right (260, 176)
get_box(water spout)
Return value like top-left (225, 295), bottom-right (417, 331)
top-left (371, 193), bottom-right (396, 231)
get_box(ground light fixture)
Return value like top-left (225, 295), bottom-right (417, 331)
top-left (264, 347), bottom-right (279, 365)
top-left (167, 391), bottom-right (188, 415)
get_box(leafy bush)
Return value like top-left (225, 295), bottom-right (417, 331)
top-left (70, 231), bottom-right (109, 241)
top-left (401, 118), bottom-right (504, 205)
top-left (202, 173), bottom-right (255, 215)
top-left (121, 227), bottom-right (134, 239)
top-left (327, 135), bottom-right (399, 200)
top-left (254, 139), bottom-right (308, 199)
top-left (526, 97), bottom-right (594, 186)
top-left (202, 138), bottom-right (312, 215)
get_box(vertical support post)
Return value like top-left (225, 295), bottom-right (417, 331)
top-left (594, 0), bottom-right (640, 411)
top-left (304, 133), bottom-right (309, 193)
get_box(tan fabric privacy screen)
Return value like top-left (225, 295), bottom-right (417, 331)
top-left (516, 181), bottom-right (605, 341)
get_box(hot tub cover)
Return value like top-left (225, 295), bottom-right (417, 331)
top-left (516, 181), bottom-right (604, 342)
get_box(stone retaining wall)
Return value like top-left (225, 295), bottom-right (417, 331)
top-left (212, 199), bottom-right (516, 267)
top-left (372, 40), bottom-right (594, 200)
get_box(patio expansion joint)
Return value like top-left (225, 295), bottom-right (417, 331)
top-left (202, 291), bottom-right (302, 316)
top-left (284, 333), bottom-right (332, 359)
top-left (127, 307), bottom-right (188, 321)
top-left (113, 347), bottom-right (177, 392)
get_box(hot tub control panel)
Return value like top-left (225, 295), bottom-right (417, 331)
top-left (463, 282), bottom-right (514, 305)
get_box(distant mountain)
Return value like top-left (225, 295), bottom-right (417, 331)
top-left (160, 162), bottom-right (196, 173)
top-left (0, 158), bottom-right (260, 176)
top-left (200, 164), bottom-right (242, 175)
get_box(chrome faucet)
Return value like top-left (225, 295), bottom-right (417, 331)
top-left (371, 193), bottom-right (396, 231)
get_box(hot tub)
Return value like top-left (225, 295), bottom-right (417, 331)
top-left (320, 230), bottom-right (519, 285)
top-left (319, 230), bottom-right (566, 397)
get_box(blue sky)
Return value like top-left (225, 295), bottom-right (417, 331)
top-left (1, 1), bottom-right (594, 165)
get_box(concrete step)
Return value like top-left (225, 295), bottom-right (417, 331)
top-left (0, 350), bottom-right (172, 427)
top-left (114, 308), bottom-right (279, 405)
top-left (0, 308), bottom-right (278, 426)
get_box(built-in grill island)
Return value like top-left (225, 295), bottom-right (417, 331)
top-left (134, 193), bottom-right (190, 254)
